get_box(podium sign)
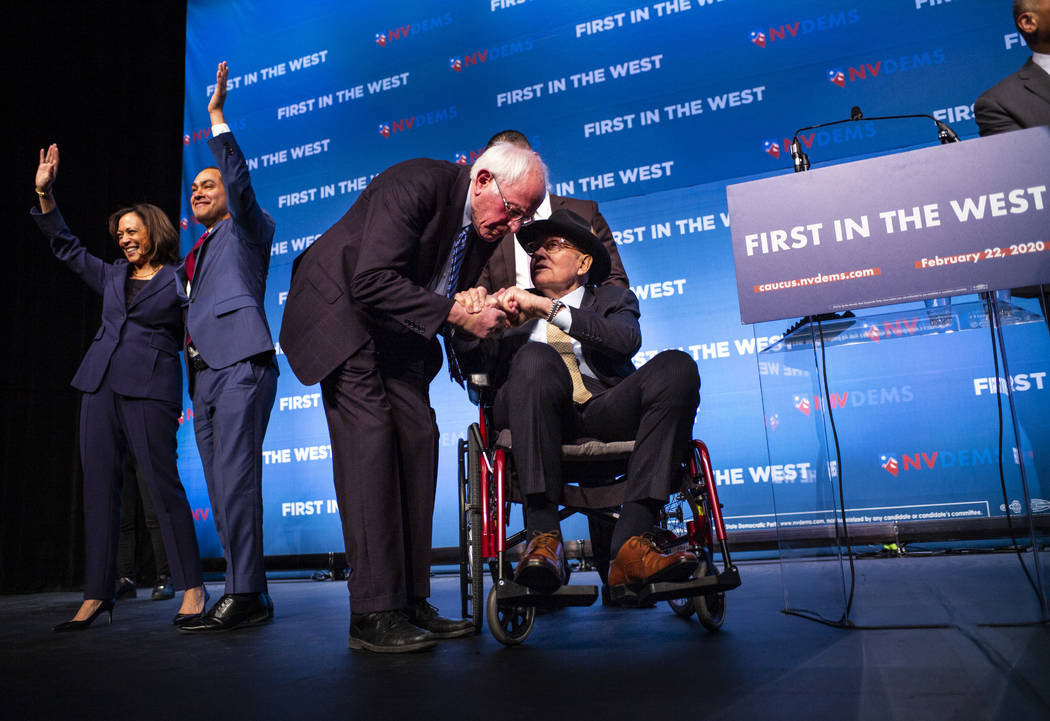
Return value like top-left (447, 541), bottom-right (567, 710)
top-left (727, 127), bottom-right (1050, 324)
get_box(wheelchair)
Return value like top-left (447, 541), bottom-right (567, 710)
top-left (457, 374), bottom-right (741, 646)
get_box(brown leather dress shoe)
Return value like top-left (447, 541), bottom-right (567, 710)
top-left (514, 531), bottom-right (566, 593)
top-left (608, 535), bottom-right (699, 589)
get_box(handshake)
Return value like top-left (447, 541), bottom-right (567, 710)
top-left (449, 286), bottom-right (555, 339)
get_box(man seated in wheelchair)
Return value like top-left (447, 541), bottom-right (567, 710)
top-left (453, 208), bottom-right (701, 595)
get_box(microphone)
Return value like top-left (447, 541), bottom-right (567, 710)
top-left (935, 120), bottom-right (959, 144)
top-left (789, 107), bottom-right (960, 172)
top-left (790, 137), bottom-right (810, 173)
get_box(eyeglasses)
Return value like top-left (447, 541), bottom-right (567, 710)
top-left (523, 236), bottom-right (582, 256)
top-left (491, 174), bottom-right (534, 227)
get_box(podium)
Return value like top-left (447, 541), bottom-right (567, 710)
top-left (727, 128), bottom-right (1050, 626)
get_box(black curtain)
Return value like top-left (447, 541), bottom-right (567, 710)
top-left (2, 2), bottom-right (187, 592)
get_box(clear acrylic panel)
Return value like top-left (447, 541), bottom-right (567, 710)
top-left (758, 295), bottom-right (1049, 627)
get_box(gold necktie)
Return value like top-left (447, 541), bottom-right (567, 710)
top-left (547, 323), bottom-right (592, 404)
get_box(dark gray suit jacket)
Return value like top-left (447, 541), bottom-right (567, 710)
top-left (975, 57), bottom-right (1050, 136)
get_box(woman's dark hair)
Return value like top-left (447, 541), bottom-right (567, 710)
top-left (107, 203), bottom-right (181, 266)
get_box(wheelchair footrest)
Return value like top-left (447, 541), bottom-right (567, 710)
top-left (610, 567), bottom-right (741, 606)
top-left (495, 579), bottom-right (599, 608)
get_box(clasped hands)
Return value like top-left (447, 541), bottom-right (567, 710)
top-left (453, 286), bottom-right (553, 339)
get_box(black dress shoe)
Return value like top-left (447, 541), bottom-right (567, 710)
top-left (178, 593), bottom-right (273, 633)
top-left (348, 610), bottom-right (438, 653)
top-left (402, 599), bottom-right (473, 639)
top-left (114, 577), bottom-right (137, 600)
top-left (152, 575), bottom-right (175, 601)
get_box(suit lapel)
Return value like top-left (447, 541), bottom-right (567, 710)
top-left (109, 263), bottom-right (128, 311)
top-left (1019, 58), bottom-right (1050, 104)
top-left (127, 266), bottom-right (173, 310)
top-left (430, 166), bottom-right (472, 286)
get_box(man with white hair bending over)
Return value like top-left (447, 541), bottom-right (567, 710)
top-left (280, 143), bottom-right (548, 652)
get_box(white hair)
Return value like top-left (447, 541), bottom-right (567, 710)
top-left (470, 142), bottom-right (549, 190)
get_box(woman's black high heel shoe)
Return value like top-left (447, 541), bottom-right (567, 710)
top-left (173, 586), bottom-right (210, 626)
top-left (53, 599), bottom-right (115, 632)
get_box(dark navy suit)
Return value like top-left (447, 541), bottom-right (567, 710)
top-left (175, 130), bottom-right (278, 595)
top-left (31, 205), bottom-right (203, 600)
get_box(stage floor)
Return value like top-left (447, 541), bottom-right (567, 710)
top-left (2, 558), bottom-right (1048, 721)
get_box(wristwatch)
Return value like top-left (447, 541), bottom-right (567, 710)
top-left (546, 299), bottom-right (565, 324)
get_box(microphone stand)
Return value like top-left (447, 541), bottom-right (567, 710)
top-left (790, 107), bottom-right (959, 173)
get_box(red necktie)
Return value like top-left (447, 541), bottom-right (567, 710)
top-left (184, 230), bottom-right (208, 347)
top-left (184, 229), bottom-right (209, 284)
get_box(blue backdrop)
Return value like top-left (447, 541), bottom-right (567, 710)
top-left (178, 0), bottom-right (1049, 559)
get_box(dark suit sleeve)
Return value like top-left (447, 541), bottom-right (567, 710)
top-left (349, 169), bottom-right (455, 339)
top-left (975, 91), bottom-right (1024, 137)
top-left (31, 205), bottom-right (109, 296)
top-left (207, 131), bottom-right (274, 250)
top-left (566, 287), bottom-right (641, 358)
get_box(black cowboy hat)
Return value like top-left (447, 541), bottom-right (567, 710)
top-left (516, 208), bottom-right (611, 284)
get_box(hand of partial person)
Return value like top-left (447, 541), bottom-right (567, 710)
top-left (36, 144), bottom-right (59, 194)
top-left (497, 286), bottom-right (544, 325)
top-left (459, 306), bottom-right (509, 339)
top-left (208, 61), bottom-right (229, 121)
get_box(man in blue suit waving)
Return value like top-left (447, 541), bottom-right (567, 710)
top-left (178, 62), bottom-right (279, 633)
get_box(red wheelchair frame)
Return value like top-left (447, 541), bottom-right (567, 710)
top-left (458, 385), bottom-right (741, 645)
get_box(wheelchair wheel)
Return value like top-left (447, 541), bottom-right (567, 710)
top-left (486, 585), bottom-right (534, 646)
top-left (667, 595), bottom-right (695, 619)
top-left (464, 429), bottom-right (485, 634)
top-left (693, 561), bottom-right (727, 631)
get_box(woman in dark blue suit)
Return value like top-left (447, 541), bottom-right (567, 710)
top-left (32, 144), bottom-right (207, 631)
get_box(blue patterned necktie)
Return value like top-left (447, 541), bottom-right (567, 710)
top-left (445, 225), bottom-right (471, 298)
top-left (443, 224), bottom-right (473, 384)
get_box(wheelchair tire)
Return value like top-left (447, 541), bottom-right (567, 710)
top-left (667, 595), bottom-right (695, 619)
top-left (486, 585), bottom-right (534, 646)
top-left (465, 429), bottom-right (485, 634)
top-left (693, 561), bottom-right (726, 632)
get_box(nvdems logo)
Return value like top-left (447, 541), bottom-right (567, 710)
top-left (449, 39), bottom-right (535, 72)
top-left (878, 447), bottom-right (1002, 476)
top-left (375, 13), bottom-right (454, 48)
top-left (749, 10), bottom-right (860, 48)
top-left (763, 123), bottom-right (877, 160)
top-left (827, 49), bottom-right (946, 87)
top-left (378, 108), bottom-right (459, 139)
